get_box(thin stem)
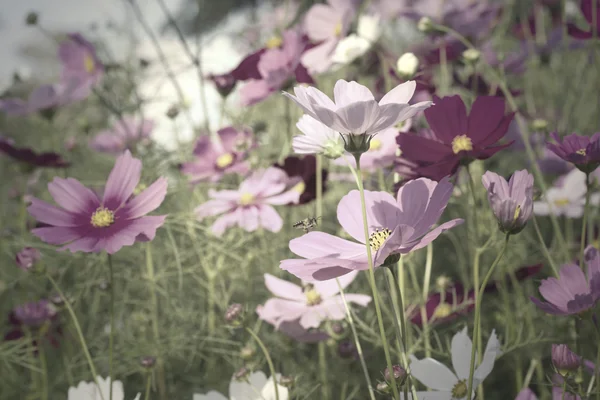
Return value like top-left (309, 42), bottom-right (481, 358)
top-left (46, 274), bottom-right (105, 400)
top-left (335, 280), bottom-right (376, 400)
top-left (580, 173), bottom-right (591, 269)
top-left (421, 244), bottom-right (434, 357)
top-left (532, 214), bottom-right (560, 277)
top-left (144, 373), bottom-right (152, 400)
top-left (316, 155), bottom-right (323, 219)
top-left (353, 154), bottom-right (400, 400)
top-left (318, 342), bottom-right (329, 400)
top-left (466, 234), bottom-right (510, 400)
top-left (107, 254), bottom-right (115, 400)
top-left (146, 243), bottom-right (167, 399)
top-left (38, 332), bottom-right (49, 400)
top-left (245, 327), bottom-right (280, 400)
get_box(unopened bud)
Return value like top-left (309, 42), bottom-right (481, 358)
top-left (15, 247), bottom-right (41, 272)
top-left (225, 303), bottom-right (244, 326)
top-left (376, 381), bottom-right (391, 392)
top-left (140, 356), bottom-right (156, 369)
top-left (25, 12), bottom-right (39, 26)
top-left (417, 17), bottom-right (434, 33)
top-left (233, 366), bottom-right (250, 381)
top-left (531, 118), bottom-right (548, 132)
top-left (436, 275), bottom-right (452, 291)
top-left (552, 344), bottom-right (581, 376)
top-left (384, 365), bottom-right (407, 383)
top-left (337, 340), bottom-right (356, 359)
top-left (240, 346), bottom-right (255, 360)
top-left (462, 49), bottom-right (481, 63)
top-left (166, 105), bottom-right (180, 119)
top-left (279, 375), bottom-right (295, 388)
top-left (396, 53), bottom-right (419, 79)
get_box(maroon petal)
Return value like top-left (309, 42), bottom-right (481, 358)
top-left (424, 95), bottom-right (468, 144)
top-left (397, 133), bottom-right (453, 163)
top-left (467, 96), bottom-right (507, 145)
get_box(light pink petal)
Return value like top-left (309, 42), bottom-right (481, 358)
top-left (102, 150), bottom-right (142, 210)
top-left (208, 189), bottom-right (243, 201)
top-left (300, 39), bottom-right (338, 74)
top-left (367, 103), bottom-right (408, 134)
top-left (289, 231), bottom-right (366, 260)
top-left (337, 190), bottom-right (399, 243)
top-left (59, 236), bottom-right (100, 253)
top-left (312, 270), bottom-right (359, 298)
top-left (334, 100), bottom-right (380, 135)
top-left (378, 81), bottom-right (416, 106)
top-left (304, 4), bottom-right (339, 41)
top-left (121, 177), bottom-right (167, 219)
top-left (280, 257), bottom-right (363, 281)
top-left (257, 298), bottom-right (307, 327)
top-left (28, 198), bottom-right (79, 227)
top-left (333, 80), bottom-right (375, 107)
top-left (211, 209), bottom-right (242, 237)
top-left (258, 204), bottom-right (283, 233)
top-left (31, 226), bottom-right (81, 245)
top-left (48, 177), bottom-right (100, 215)
top-left (264, 273), bottom-right (304, 301)
top-left (402, 219), bottom-right (464, 253)
top-left (195, 200), bottom-right (235, 220)
top-left (558, 263), bottom-right (589, 297)
top-left (266, 187), bottom-right (301, 205)
top-left (89, 133), bottom-right (125, 153)
top-left (515, 388), bottom-right (538, 400)
top-left (339, 293), bottom-right (372, 307)
top-left (240, 80), bottom-right (274, 106)
top-left (239, 206), bottom-right (261, 232)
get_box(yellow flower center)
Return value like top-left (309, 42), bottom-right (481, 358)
top-left (369, 228), bottom-right (391, 251)
top-left (91, 207), bottom-right (115, 228)
top-left (554, 198), bottom-right (570, 207)
top-left (334, 22), bottom-right (343, 37)
top-left (451, 135), bottom-right (473, 154)
top-left (576, 148), bottom-right (587, 156)
top-left (432, 303), bottom-right (453, 319)
top-left (84, 54), bottom-right (95, 73)
top-left (369, 139), bottom-right (382, 151)
top-left (266, 36), bottom-right (283, 49)
top-left (293, 181), bottom-right (306, 194)
top-left (216, 153), bottom-right (234, 169)
top-left (239, 192), bottom-right (255, 206)
top-left (133, 183), bottom-right (147, 196)
top-left (451, 380), bottom-right (468, 398)
top-left (513, 205), bottom-right (521, 222)
top-left (305, 288), bottom-right (322, 306)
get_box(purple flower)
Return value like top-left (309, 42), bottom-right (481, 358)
top-left (283, 80), bottom-right (432, 140)
top-left (0, 136), bottom-right (70, 168)
top-left (547, 132), bottom-right (600, 173)
top-left (195, 167), bottom-right (301, 236)
top-left (15, 247), bottom-right (41, 272)
top-left (280, 177), bottom-right (463, 281)
top-left (482, 170), bottom-right (534, 234)
top-left (240, 30), bottom-right (313, 106)
top-left (58, 33), bottom-right (103, 87)
top-left (180, 127), bottom-right (254, 184)
top-left (397, 95), bottom-right (515, 181)
top-left (301, 0), bottom-right (357, 74)
top-left (515, 388), bottom-right (537, 400)
top-left (531, 246), bottom-right (600, 315)
top-left (568, 0), bottom-right (600, 39)
top-left (257, 271), bottom-right (370, 330)
top-left (273, 155), bottom-right (328, 205)
top-left (13, 300), bottom-right (56, 328)
top-left (552, 344), bottom-right (581, 374)
top-left (89, 117), bottom-right (154, 154)
top-left (27, 150), bottom-right (167, 254)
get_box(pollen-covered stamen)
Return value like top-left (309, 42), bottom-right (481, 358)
top-left (432, 303), bottom-right (453, 319)
top-left (513, 205), bottom-right (521, 222)
top-left (369, 228), bottom-right (391, 251)
top-left (84, 55), bottom-right (95, 73)
top-left (216, 153), bottom-right (234, 169)
top-left (451, 135), bottom-right (473, 154)
top-left (451, 380), bottom-right (468, 398)
top-left (303, 284), bottom-right (322, 306)
top-left (554, 198), bottom-right (570, 207)
top-left (369, 139), bottom-right (382, 151)
top-left (293, 181), bottom-right (306, 194)
top-left (266, 36), bottom-right (283, 49)
top-left (576, 148), bottom-right (587, 156)
top-left (334, 22), bottom-right (343, 37)
top-left (239, 193), bottom-right (255, 206)
top-left (91, 207), bottom-right (115, 228)
top-left (133, 183), bottom-right (147, 196)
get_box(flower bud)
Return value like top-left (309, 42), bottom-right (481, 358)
top-left (552, 344), bottom-right (581, 376)
top-left (166, 105), bottom-right (180, 119)
top-left (240, 346), bottom-right (255, 360)
top-left (462, 49), bottom-right (481, 63)
top-left (531, 118), bottom-right (548, 132)
top-left (396, 53), bottom-right (419, 79)
top-left (140, 356), bottom-right (156, 369)
top-left (279, 375), bottom-right (295, 388)
top-left (436, 275), bottom-right (452, 291)
top-left (233, 366), bottom-right (250, 381)
top-left (15, 247), bottom-right (41, 272)
top-left (376, 381), bottom-right (391, 392)
top-left (338, 340), bottom-right (356, 359)
top-left (384, 365), bottom-right (407, 384)
top-left (417, 17), bottom-right (434, 33)
top-left (225, 303), bottom-right (245, 326)
top-left (25, 12), bottom-right (39, 25)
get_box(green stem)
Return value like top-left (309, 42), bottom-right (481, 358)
top-left (335, 280), bottom-right (376, 400)
top-left (38, 332), bottom-right (48, 400)
top-left (46, 274), bottom-right (105, 400)
top-left (245, 327), bottom-right (280, 400)
top-left (353, 154), bottom-right (400, 400)
top-left (316, 154), bottom-right (323, 219)
top-left (466, 234), bottom-right (510, 400)
top-left (421, 244), bottom-right (433, 357)
top-left (107, 254), bottom-right (115, 400)
top-left (146, 244), bottom-right (167, 400)
top-left (532, 214), bottom-right (559, 277)
top-left (144, 373), bottom-right (152, 400)
top-left (318, 341), bottom-right (329, 400)
top-left (580, 173), bottom-right (591, 269)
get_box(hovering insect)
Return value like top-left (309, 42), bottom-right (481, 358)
top-left (293, 216), bottom-right (321, 233)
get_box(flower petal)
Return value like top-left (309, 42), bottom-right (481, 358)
top-left (263, 274), bottom-right (304, 301)
top-left (103, 150), bottom-right (142, 210)
top-left (121, 177), bottom-right (167, 219)
top-left (451, 327), bottom-right (473, 380)
top-left (379, 81), bottom-right (416, 106)
top-left (409, 356), bottom-right (457, 391)
top-left (28, 198), bottom-right (80, 227)
top-left (333, 80), bottom-right (375, 107)
top-left (48, 177), bottom-right (100, 215)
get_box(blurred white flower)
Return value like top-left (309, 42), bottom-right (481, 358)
top-left (331, 34), bottom-right (372, 65)
top-left (68, 376), bottom-right (140, 400)
top-left (534, 169), bottom-right (600, 217)
top-left (194, 371), bottom-right (289, 400)
top-left (396, 52), bottom-right (419, 78)
top-left (357, 14), bottom-right (382, 43)
top-left (292, 115), bottom-right (345, 159)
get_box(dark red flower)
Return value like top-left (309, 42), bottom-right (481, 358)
top-left (568, 0), bottom-right (600, 39)
top-left (274, 155), bottom-right (328, 205)
top-left (0, 136), bottom-right (70, 168)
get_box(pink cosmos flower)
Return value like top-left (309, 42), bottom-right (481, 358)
top-left (28, 151), bottom-right (167, 254)
top-left (89, 117), bottom-right (154, 154)
top-left (180, 127), bottom-right (255, 184)
top-left (257, 271), bottom-right (371, 330)
top-left (283, 80), bottom-right (432, 139)
top-left (240, 30), bottom-right (313, 106)
top-left (281, 177), bottom-right (464, 281)
top-left (195, 167), bottom-right (301, 236)
top-left (301, 0), bottom-right (357, 74)
top-left (59, 33), bottom-right (103, 88)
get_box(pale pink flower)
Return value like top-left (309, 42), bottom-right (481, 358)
top-left (89, 117), bottom-right (154, 154)
top-left (195, 167), bottom-right (301, 236)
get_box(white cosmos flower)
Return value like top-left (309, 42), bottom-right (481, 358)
top-left (533, 169), bottom-right (600, 217)
top-left (292, 114), bottom-right (345, 159)
top-left (357, 14), bottom-right (382, 43)
top-left (402, 327), bottom-right (502, 400)
top-left (331, 34), bottom-right (371, 65)
top-left (68, 376), bottom-right (140, 400)
top-left (193, 371), bottom-right (289, 400)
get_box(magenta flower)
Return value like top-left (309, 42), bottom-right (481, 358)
top-left (482, 169), bottom-right (534, 234)
top-left (240, 30), bottom-right (314, 106)
top-left (0, 136), bottom-right (70, 168)
top-left (4, 300), bottom-right (62, 351)
top-left (301, 0), bottom-right (357, 74)
top-left (27, 150), bottom-right (167, 254)
top-left (195, 167), bottom-right (301, 236)
top-left (257, 271), bottom-right (370, 330)
top-left (273, 155), bottom-right (328, 205)
top-left (283, 80), bottom-right (432, 140)
top-left (397, 95), bottom-right (514, 181)
top-left (547, 132), bottom-right (600, 173)
top-left (12, 300), bottom-right (56, 328)
top-left (15, 247), bottom-right (41, 272)
top-left (281, 177), bottom-right (463, 281)
top-left (59, 33), bottom-right (103, 87)
top-left (180, 127), bottom-right (254, 184)
top-left (89, 117), bottom-right (154, 154)
top-left (531, 246), bottom-right (600, 315)
top-left (568, 0), bottom-right (600, 39)
top-left (208, 48), bottom-right (265, 96)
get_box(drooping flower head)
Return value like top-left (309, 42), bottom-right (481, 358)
top-left (531, 246), bottom-right (600, 315)
top-left (59, 33), bottom-right (103, 87)
top-left (68, 376), bottom-right (140, 400)
top-left (195, 167), bottom-right (301, 236)
top-left (568, 0), bottom-right (600, 39)
top-left (284, 80), bottom-right (432, 154)
top-left (407, 327), bottom-right (502, 400)
top-left (89, 117), bottom-right (154, 154)
top-left (193, 371), bottom-right (289, 400)
top-left (28, 150), bottom-right (167, 254)
top-left (533, 169), bottom-right (599, 217)
top-left (180, 127), bottom-right (255, 184)
top-left (482, 170), bottom-right (534, 235)
top-left (281, 177), bottom-right (463, 281)
top-left (0, 136), bottom-right (70, 169)
top-left (547, 132), bottom-right (600, 173)
top-left (552, 344), bottom-right (581, 375)
top-left (257, 271), bottom-right (370, 330)
top-left (273, 155), bottom-right (328, 205)
top-left (397, 95), bottom-right (514, 181)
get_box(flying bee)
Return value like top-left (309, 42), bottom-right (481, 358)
top-left (293, 216), bottom-right (321, 233)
